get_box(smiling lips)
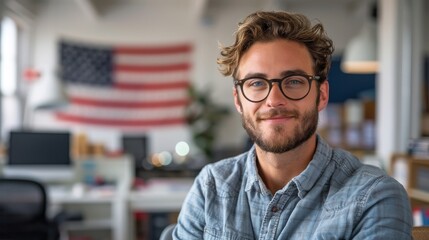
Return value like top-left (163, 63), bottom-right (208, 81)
top-left (257, 108), bottom-right (299, 121)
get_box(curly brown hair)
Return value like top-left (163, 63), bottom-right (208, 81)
top-left (217, 11), bottom-right (334, 82)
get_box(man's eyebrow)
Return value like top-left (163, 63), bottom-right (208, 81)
top-left (240, 69), bottom-right (310, 79)
top-left (241, 72), bottom-right (268, 79)
top-left (279, 69), bottom-right (309, 77)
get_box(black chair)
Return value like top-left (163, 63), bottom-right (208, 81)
top-left (0, 178), bottom-right (60, 240)
top-left (159, 223), bottom-right (176, 240)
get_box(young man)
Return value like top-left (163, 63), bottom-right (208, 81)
top-left (174, 11), bottom-right (412, 239)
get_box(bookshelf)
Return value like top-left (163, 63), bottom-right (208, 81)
top-left (391, 154), bottom-right (429, 206)
top-left (408, 157), bottom-right (429, 207)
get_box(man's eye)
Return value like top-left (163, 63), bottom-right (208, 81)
top-left (247, 79), bottom-right (267, 88)
top-left (284, 77), bottom-right (306, 86)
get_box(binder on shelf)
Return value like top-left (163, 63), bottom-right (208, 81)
top-left (408, 138), bottom-right (429, 157)
top-left (413, 207), bottom-right (429, 226)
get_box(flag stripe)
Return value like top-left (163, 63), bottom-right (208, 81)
top-left (114, 81), bottom-right (189, 90)
top-left (115, 53), bottom-right (191, 66)
top-left (115, 63), bottom-right (191, 73)
top-left (66, 84), bottom-right (188, 102)
top-left (115, 71), bottom-right (190, 84)
top-left (115, 44), bottom-right (192, 55)
top-left (58, 105), bottom-right (186, 119)
top-left (56, 113), bottom-right (186, 126)
top-left (69, 97), bottom-right (189, 108)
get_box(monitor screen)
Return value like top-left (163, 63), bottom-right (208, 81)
top-left (122, 135), bottom-right (148, 173)
top-left (4, 130), bottom-right (74, 182)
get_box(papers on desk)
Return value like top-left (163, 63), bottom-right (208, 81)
top-left (48, 183), bottom-right (116, 204)
top-left (134, 178), bottom-right (194, 192)
top-left (130, 178), bottom-right (194, 212)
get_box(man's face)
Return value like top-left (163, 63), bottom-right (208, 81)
top-left (234, 39), bottom-right (329, 153)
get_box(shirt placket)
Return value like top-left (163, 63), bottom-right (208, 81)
top-left (258, 188), bottom-right (296, 240)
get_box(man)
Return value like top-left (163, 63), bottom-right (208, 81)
top-left (174, 11), bottom-right (412, 239)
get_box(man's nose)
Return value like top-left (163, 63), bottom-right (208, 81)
top-left (266, 83), bottom-right (286, 107)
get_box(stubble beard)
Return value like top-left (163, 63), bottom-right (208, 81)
top-left (241, 105), bottom-right (319, 154)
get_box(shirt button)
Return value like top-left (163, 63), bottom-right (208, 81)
top-left (271, 206), bottom-right (279, 212)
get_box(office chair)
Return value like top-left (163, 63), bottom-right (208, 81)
top-left (159, 223), bottom-right (176, 240)
top-left (0, 178), bottom-right (60, 240)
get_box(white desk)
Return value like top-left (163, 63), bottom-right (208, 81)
top-left (49, 177), bottom-right (194, 240)
top-left (49, 184), bottom-right (116, 204)
top-left (128, 178), bottom-right (193, 212)
top-left (47, 156), bottom-right (133, 240)
top-left (127, 178), bottom-right (194, 240)
top-left (48, 184), bottom-right (119, 239)
top-left (2, 156), bottom-right (194, 240)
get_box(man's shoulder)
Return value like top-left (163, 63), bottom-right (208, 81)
top-left (204, 151), bottom-right (249, 176)
top-left (197, 151), bottom-right (250, 195)
top-left (328, 150), bottom-right (406, 203)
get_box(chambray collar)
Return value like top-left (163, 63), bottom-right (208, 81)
top-left (245, 146), bottom-right (261, 192)
top-left (244, 135), bottom-right (333, 198)
top-left (292, 136), bottom-right (333, 199)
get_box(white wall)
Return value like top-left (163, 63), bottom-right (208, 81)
top-left (29, 0), bottom-right (365, 156)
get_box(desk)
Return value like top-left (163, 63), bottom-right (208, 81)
top-left (49, 178), bottom-right (193, 240)
top-left (48, 183), bottom-right (128, 240)
top-left (127, 178), bottom-right (194, 240)
top-left (2, 155), bottom-right (194, 240)
top-left (47, 156), bottom-right (133, 240)
top-left (129, 178), bottom-right (193, 211)
top-left (49, 184), bottom-right (116, 204)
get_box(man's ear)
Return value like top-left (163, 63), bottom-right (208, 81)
top-left (318, 81), bottom-right (329, 112)
top-left (233, 87), bottom-right (243, 114)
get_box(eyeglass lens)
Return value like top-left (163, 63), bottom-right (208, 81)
top-left (241, 75), bottom-right (311, 102)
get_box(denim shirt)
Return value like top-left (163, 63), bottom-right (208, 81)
top-left (174, 136), bottom-right (412, 240)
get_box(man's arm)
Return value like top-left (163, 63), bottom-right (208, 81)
top-left (173, 167), bottom-right (208, 239)
top-left (352, 175), bottom-right (413, 239)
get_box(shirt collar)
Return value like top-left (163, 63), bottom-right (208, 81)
top-left (292, 135), bottom-right (333, 198)
top-left (244, 135), bottom-right (333, 198)
top-left (245, 146), bottom-right (261, 192)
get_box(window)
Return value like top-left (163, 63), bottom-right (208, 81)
top-left (1, 16), bottom-right (18, 96)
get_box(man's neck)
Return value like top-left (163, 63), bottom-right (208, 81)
top-left (255, 135), bottom-right (317, 194)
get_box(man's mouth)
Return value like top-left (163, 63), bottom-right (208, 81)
top-left (258, 109), bottom-right (299, 121)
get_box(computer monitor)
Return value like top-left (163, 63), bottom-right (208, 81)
top-left (122, 135), bottom-right (148, 175)
top-left (3, 130), bottom-right (74, 182)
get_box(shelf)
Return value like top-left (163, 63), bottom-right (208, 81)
top-left (409, 189), bottom-right (429, 203)
top-left (62, 219), bottom-right (112, 231)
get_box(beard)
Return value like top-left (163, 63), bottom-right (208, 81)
top-left (241, 104), bottom-right (319, 154)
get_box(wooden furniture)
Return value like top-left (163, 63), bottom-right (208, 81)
top-left (408, 157), bottom-right (429, 207)
top-left (412, 226), bottom-right (429, 240)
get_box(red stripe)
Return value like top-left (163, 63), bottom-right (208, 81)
top-left (114, 81), bottom-right (189, 90)
top-left (115, 63), bottom-right (190, 73)
top-left (69, 97), bottom-right (189, 108)
top-left (115, 44), bottom-right (192, 55)
top-left (56, 113), bottom-right (186, 126)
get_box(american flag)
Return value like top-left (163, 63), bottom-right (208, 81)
top-left (56, 40), bottom-right (192, 131)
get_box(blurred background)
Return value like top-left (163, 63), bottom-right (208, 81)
top-left (0, 0), bottom-right (428, 239)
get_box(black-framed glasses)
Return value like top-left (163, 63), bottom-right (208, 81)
top-left (234, 74), bottom-right (320, 103)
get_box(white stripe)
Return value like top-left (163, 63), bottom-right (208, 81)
top-left (115, 71), bottom-right (190, 84)
top-left (115, 53), bottom-right (191, 66)
top-left (66, 84), bottom-right (188, 102)
top-left (60, 105), bottom-right (186, 120)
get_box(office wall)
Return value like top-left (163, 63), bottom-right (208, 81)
top-left (29, 0), bottom-right (365, 155)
